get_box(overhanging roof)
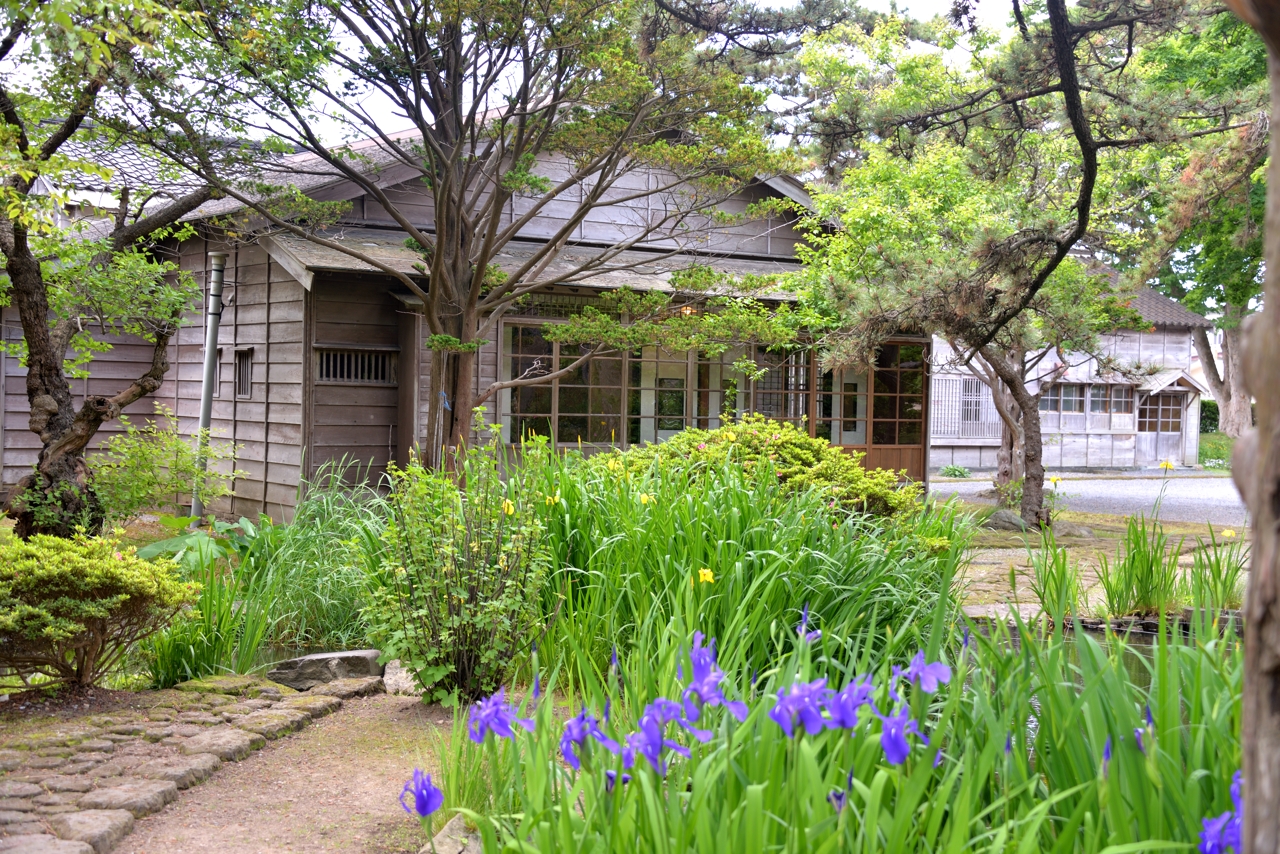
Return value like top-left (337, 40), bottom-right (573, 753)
top-left (259, 228), bottom-right (800, 295)
top-left (1138, 368), bottom-right (1209, 396)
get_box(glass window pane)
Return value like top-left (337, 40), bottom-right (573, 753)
top-left (516, 385), bottom-right (552, 414)
top-left (591, 387), bottom-right (622, 414)
top-left (900, 371), bottom-right (923, 394)
top-left (876, 345), bottom-right (899, 369)
top-left (898, 420), bottom-right (922, 444)
top-left (899, 395), bottom-right (923, 420)
top-left (872, 421), bottom-right (897, 444)
top-left (1090, 386), bottom-right (1108, 413)
top-left (873, 370), bottom-right (899, 394)
top-left (558, 415), bottom-right (588, 443)
top-left (513, 415), bottom-right (551, 440)
top-left (589, 415), bottom-right (620, 443)
top-left (874, 395), bottom-right (897, 420)
top-left (898, 345), bottom-right (924, 369)
top-left (559, 385), bottom-right (589, 414)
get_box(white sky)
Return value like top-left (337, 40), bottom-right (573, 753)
top-left (859, 0), bottom-right (1016, 33)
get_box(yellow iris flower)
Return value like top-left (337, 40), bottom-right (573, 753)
top-left (502, 499), bottom-right (515, 516)
top-left (1049, 476), bottom-right (1062, 485)
top-left (1221, 529), bottom-right (1237, 538)
top-left (698, 568), bottom-right (714, 584)
top-left (1159, 460), bottom-right (1175, 471)
top-left (639, 493), bottom-right (656, 505)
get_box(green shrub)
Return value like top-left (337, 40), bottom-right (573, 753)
top-left (586, 415), bottom-right (919, 516)
top-left (92, 404), bottom-right (241, 523)
top-left (0, 533), bottom-right (197, 686)
top-left (1199, 431), bottom-right (1234, 470)
top-left (366, 438), bottom-right (550, 704)
top-left (1200, 399), bottom-right (1219, 433)
top-left (1098, 514), bottom-right (1182, 617)
top-left (938, 463), bottom-right (971, 478)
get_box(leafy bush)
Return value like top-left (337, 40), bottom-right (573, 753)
top-left (1199, 432), bottom-right (1234, 470)
top-left (366, 439), bottom-right (550, 703)
top-left (0, 533), bottom-right (197, 686)
top-left (586, 415), bottom-right (919, 516)
top-left (1185, 529), bottom-right (1248, 612)
top-left (1200, 399), bottom-right (1219, 433)
top-left (92, 404), bottom-right (241, 523)
top-left (938, 463), bottom-right (971, 478)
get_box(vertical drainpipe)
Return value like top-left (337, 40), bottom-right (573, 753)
top-left (192, 252), bottom-right (229, 520)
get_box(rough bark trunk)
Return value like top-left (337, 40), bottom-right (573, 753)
top-left (983, 347), bottom-right (1051, 528)
top-left (992, 383), bottom-right (1026, 494)
top-left (1194, 322), bottom-right (1254, 438)
top-left (1232, 38), bottom-right (1280, 854)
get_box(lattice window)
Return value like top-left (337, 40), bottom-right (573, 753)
top-left (235, 348), bottom-right (253, 399)
top-left (315, 348), bottom-right (398, 386)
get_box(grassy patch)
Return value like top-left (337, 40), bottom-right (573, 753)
top-left (1200, 431), bottom-right (1234, 469)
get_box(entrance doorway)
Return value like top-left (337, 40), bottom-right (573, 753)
top-left (1137, 392), bottom-right (1184, 466)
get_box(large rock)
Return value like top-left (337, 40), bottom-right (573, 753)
top-left (1050, 519), bottom-right (1095, 538)
top-left (76, 780), bottom-right (177, 818)
top-left (0, 835), bottom-right (95, 854)
top-left (266, 650), bottom-right (383, 690)
top-left (0, 785), bottom-right (43, 800)
top-left (278, 695), bottom-right (342, 719)
top-left (179, 728), bottom-right (264, 762)
top-left (173, 675), bottom-right (294, 699)
top-left (423, 814), bottom-right (481, 854)
top-left (47, 811), bottom-right (134, 854)
top-left (982, 509), bottom-right (1027, 532)
top-left (383, 660), bottom-right (419, 696)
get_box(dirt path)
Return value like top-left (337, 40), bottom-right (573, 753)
top-left (118, 694), bottom-right (449, 854)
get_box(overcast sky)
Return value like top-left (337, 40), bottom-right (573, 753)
top-left (859, 0), bottom-right (1016, 32)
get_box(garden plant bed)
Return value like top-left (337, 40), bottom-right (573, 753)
top-left (0, 674), bottom-right (385, 853)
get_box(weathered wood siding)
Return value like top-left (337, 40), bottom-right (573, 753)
top-left (308, 275), bottom-right (402, 485)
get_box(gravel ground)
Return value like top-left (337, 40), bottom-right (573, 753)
top-left (933, 473), bottom-right (1247, 527)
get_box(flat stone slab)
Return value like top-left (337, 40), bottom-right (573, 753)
top-left (38, 780), bottom-right (91, 796)
top-left (267, 650), bottom-right (382, 691)
top-left (179, 728), bottom-right (264, 762)
top-left (233, 710), bottom-right (308, 740)
top-left (174, 675), bottom-right (294, 699)
top-left (0, 835), bottom-right (95, 854)
top-left (309, 677), bottom-right (385, 699)
top-left (77, 781), bottom-right (177, 818)
top-left (48, 810), bottom-right (134, 854)
top-left (424, 814), bottom-right (481, 854)
top-left (279, 695), bottom-right (342, 719)
top-left (0, 810), bottom-right (37, 824)
top-left (0, 785), bottom-right (43, 800)
top-left (134, 754), bottom-right (219, 789)
top-left (0, 752), bottom-right (25, 773)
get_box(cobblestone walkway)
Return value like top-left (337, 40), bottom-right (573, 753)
top-left (0, 674), bottom-right (385, 853)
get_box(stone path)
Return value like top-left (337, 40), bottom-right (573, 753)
top-left (0, 674), bottom-right (385, 854)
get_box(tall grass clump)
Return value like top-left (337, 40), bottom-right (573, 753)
top-left (145, 532), bottom-right (277, 687)
top-left (1185, 529), bottom-right (1248, 613)
top-left (1028, 527), bottom-right (1080, 623)
top-left (520, 436), bottom-right (969, 691)
top-left (251, 461), bottom-right (391, 648)
top-left (437, 573), bottom-right (1243, 854)
top-left (1098, 514), bottom-right (1183, 617)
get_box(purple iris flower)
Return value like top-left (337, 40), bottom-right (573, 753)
top-left (797, 604), bottom-right (822, 642)
top-left (399, 768), bottom-right (444, 820)
top-left (1134, 728), bottom-right (1146, 755)
top-left (1226, 771), bottom-right (1243, 852)
top-left (933, 749), bottom-right (945, 768)
top-left (532, 674), bottom-right (541, 702)
top-left (1102, 736), bottom-right (1113, 776)
top-left (904, 652), bottom-right (952, 694)
top-left (682, 633), bottom-right (748, 723)
top-left (1146, 704), bottom-right (1154, 728)
top-left (560, 708), bottom-right (619, 770)
top-left (1200, 812), bottom-right (1235, 854)
top-left (825, 675), bottom-right (873, 729)
top-left (611, 646), bottom-right (619, 671)
top-left (646, 697), bottom-right (712, 742)
top-left (769, 679), bottom-right (831, 737)
top-left (605, 770), bottom-right (631, 792)
top-left (1004, 734), bottom-right (1013, 755)
top-left (878, 707), bottom-right (926, 765)
top-left (828, 789), bottom-right (847, 813)
top-left (624, 715), bottom-right (691, 774)
top-left (962, 626), bottom-right (971, 649)
top-left (467, 688), bottom-right (534, 743)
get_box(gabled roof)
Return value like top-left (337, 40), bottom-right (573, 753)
top-left (1137, 368), bottom-right (1210, 396)
top-left (1126, 288), bottom-right (1213, 329)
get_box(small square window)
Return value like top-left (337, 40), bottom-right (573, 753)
top-left (211, 348), bottom-right (223, 398)
top-left (235, 348), bottom-right (253, 399)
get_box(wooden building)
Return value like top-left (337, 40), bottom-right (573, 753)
top-left (2, 156), bottom-right (932, 520)
top-left (929, 288), bottom-right (1212, 471)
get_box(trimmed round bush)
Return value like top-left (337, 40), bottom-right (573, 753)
top-left (0, 533), bottom-right (198, 686)
top-left (587, 415), bottom-right (920, 516)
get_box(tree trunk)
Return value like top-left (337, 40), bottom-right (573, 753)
top-left (1219, 326), bottom-right (1254, 437)
top-left (1231, 34), bottom-right (1280, 854)
top-left (982, 347), bottom-right (1050, 528)
top-left (992, 383), bottom-right (1025, 493)
top-left (1194, 322), bottom-right (1254, 438)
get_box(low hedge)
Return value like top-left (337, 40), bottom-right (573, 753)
top-left (587, 415), bottom-right (920, 516)
top-left (0, 533), bottom-right (198, 687)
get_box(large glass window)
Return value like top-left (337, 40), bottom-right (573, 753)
top-left (870, 344), bottom-right (925, 445)
top-left (1040, 383), bottom-right (1085, 413)
top-left (1089, 384), bottom-right (1135, 414)
top-left (1139, 393), bottom-right (1183, 433)
top-left (500, 325), bottom-right (927, 449)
